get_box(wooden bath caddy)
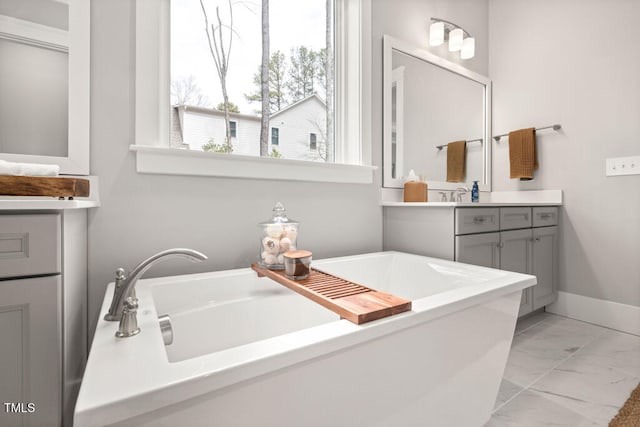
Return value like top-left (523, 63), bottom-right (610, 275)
top-left (0, 176), bottom-right (90, 198)
top-left (251, 264), bottom-right (412, 325)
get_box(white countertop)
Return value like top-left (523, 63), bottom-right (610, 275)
top-left (380, 189), bottom-right (563, 207)
top-left (382, 201), bottom-right (562, 207)
top-left (0, 197), bottom-right (99, 210)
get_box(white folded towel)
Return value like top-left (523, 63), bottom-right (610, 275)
top-left (0, 160), bottom-right (60, 177)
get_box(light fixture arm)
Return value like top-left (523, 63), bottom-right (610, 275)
top-left (430, 17), bottom-right (472, 39)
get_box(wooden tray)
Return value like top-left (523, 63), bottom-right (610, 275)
top-left (0, 176), bottom-right (90, 198)
top-left (251, 264), bottom-right (411, 324)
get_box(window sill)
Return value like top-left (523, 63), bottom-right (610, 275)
top-left (130, 145), bottom-right (376, 184)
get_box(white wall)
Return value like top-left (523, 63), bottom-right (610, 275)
top-left (88, 0), bottom-right (381, 338)
top-left (372, 0), bottom-right (489, 187)
top-left (489, 0), bottom-right (640, 307)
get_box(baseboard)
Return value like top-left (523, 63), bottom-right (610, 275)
top-left (547, 291), bottom-right (640, 336)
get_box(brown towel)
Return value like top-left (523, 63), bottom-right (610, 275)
top-left (446, 140), bottom-right (467, 182)
top-left (509, 128), bottom-right (538, 180)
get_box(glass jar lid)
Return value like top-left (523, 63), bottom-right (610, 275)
top-left (259, 202), bottom-right (299, 226)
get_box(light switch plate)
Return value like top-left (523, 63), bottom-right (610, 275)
top-left (606, 156), bottom-right (640, 176)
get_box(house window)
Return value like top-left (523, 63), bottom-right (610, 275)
top-left (310, 133), bottom-right (317, 150)
top-left (230, 121), bottom-right (237, 139)
top-left (133, 0), bottom-right (373, 183)
top-left (271, 128), bottom-right (279, 146)
top-left (170, 0), bottom-right (334, 160)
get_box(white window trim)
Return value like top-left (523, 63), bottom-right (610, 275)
top-left (133, 0), bottom-right (373, 184)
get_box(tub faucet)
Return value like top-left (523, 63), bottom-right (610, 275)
top-left (104, 248), bottom-right (207, 322)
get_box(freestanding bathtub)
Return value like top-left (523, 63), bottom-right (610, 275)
top-left (75, 251), bottom-right (535, 427)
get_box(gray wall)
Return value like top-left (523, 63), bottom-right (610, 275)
top-left (489, 0), bottom-right (640, 306)
top-left (88, 0), bottom-right (381, 337)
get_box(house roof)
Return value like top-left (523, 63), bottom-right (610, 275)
top-left (175, 105), bottom-right (261, 121)
top-left (271, 93), bottom-right (326, 119)
top-left (176, 93), bottom-right (326, 121)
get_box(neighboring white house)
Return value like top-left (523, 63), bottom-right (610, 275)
top-left (172, 94), bottom-right (327, 161)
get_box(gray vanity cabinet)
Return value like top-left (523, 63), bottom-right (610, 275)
top-left (456, 228), bottom-right (535, 314)
top-left (383, 205), bottom-right (559, 317)
top-left (455, 207), bottom-right (558, 317)
top-left (0, 214), bottom-right (61, 427)
top-left (455, 232), bottom-right (500, 268)
top-left (532, 225), bottom-right (559, 310)
top-left (0, 210), bottom-right (88, 427)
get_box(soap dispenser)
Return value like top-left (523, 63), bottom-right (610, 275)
top-left (258, 202), bottom-right (299, 270)
top-left (471, 180), bottom-right (479, 203)
top-left (403, 170), bottom-right (428, 202)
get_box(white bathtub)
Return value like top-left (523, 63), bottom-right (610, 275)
top-left (75, 251), bottom-right (535, 427)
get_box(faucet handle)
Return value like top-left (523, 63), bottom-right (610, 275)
top-left (115, 267), bottom-right (135, 299)
top-left (438, 191), bottom-right (447, 202)
top-left (116, 297), bottom-right (141, 338)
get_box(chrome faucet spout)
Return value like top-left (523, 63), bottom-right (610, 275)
top-left (453, 186), bottom-right (471, 203)
top-left (104, 248), bottom-right (207, 321)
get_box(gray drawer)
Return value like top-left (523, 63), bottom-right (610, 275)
top-left (0, 214), bottom-right (60, 279)
top-left (500, 207), bottom-right (532, 230)
top-left (455, 208), bottom-right (500, 235)
top-left (533, 207), bottom-right (558, 227)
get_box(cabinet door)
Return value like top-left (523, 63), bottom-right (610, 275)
top-left (455, 232), bottom-right (500, 268)
top-left (0, 276), bottom-right (61, 427)
top-left (500, 229), bottom-right (533, 316)
top-left (532, 226), bottom-right (559, 309)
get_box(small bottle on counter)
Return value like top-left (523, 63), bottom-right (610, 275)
top-left (471, 180), bottom-right (479, 203)
top-left (403, 170), bottom-right (428, 202)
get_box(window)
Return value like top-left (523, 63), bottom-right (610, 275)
top-left (309, 133), bottom-right (317, 150)
top-left (230, 121), bottom-right (237, 139)
top-left (133, 0), bottom-right (373, 184)
top-left (271, 128), bottom-right (279, 146)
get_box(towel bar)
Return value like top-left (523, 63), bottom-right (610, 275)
top-left (493, 124), bottom-right (561, 142)
top-left (436, 138), bottom-right (483, 151)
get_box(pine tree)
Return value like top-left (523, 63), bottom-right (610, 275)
top-left (244, 51), bottom-right (287, 113)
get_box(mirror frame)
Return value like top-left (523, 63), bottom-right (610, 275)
top-left (382, 34), bottom-right (491, 191)
top-left (0, 0), bottom-right (90, 175)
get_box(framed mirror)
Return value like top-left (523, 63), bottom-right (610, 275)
top-left (0, 0), bottom-right (89, 175)
top-left (383, 34), bottom-right (491, 190)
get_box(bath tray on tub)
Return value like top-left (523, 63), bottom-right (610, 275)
top-left (251, 264), bottom-right (412, 324)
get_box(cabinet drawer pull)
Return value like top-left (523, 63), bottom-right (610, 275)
top-left (473, 216), bottom-right (487, 224)
top-left (539, 213), bottom-right (554, 220)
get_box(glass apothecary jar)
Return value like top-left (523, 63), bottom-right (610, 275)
top-left (258, 202), bottom-right (299, 270)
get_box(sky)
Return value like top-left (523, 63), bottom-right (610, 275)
top-left (171, 0), bottom-right (327, 114)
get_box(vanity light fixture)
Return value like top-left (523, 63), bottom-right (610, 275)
top-left (448, 28), bottom-right (464, 52)
top-left (429, 18), bottom-right (475, 60)
top-left (429, 21), bottom-right (445, 46)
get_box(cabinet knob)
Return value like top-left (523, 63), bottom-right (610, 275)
top-left (534, 237), bottom-right (541, 242)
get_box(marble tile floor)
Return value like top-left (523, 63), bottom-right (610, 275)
top-left (487, 311), bottom-right (640, 426)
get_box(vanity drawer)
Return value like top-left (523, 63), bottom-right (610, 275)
top-left (533, 207), bottom-right (558, 227)
top-left (0, 214), bottom-right (61, 279)
top-left (500, 207), bottom-right (532, 230)
top-left (455, 208), bottom-right (500, 235)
